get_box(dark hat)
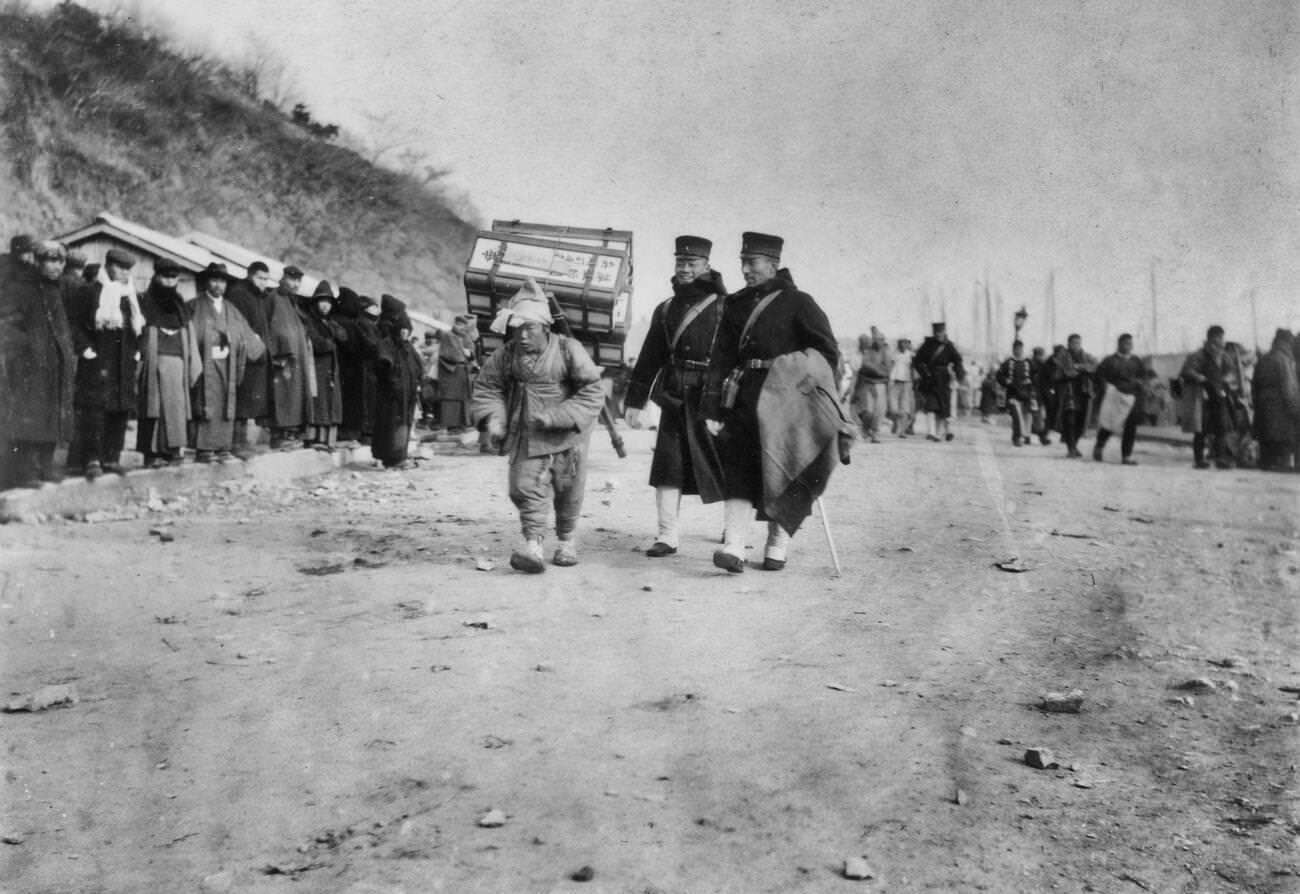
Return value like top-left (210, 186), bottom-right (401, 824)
top-left (197, 262), bottom-right (232, 282)
top-left (65, 248), bottom-right (87, 268)
top-left (311, 280), bottom-right (335, 300)
top-left (105, 248), bottom-right (136, 269)
top-left (674, 235), bottom-right (712, 259)
top-left (10, 234), bottom-right (35, 255)
top-left (380, 293), bottom-right (404, 317)
top-left (931, 322), bottom-right (946, 334)
top-left (247, 260), bottom-right (269, 275)
top-left (154, 258), bottom-right (182, 276)
top-left (282, 264), bottom-right (304, 279)
top-left (740, 231), bottom-right (783, 260)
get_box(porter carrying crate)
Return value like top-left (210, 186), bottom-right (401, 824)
top-left (463, 220), bottom-right (634, 367)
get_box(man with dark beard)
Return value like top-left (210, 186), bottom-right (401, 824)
top-left (136, 259), bottom-right (201, 467)
top-left (701, 232), bottom-right (843, 573)
top-left (623, 235), bottom-right (727, 558)
top-left (225, 260), bottom-right (274, 458)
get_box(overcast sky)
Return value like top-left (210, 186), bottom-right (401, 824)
top-left (39, 0), bottom-right (1300, 356)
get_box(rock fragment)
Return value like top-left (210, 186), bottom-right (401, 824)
top-left (1024, 747), bottom-right (1059, 770)
top-left (570, 865), bottom-right (595, 882)
top-left (842, 856), bottom-right (875, 880)
top-left (1174, 678), bottom-right (1216, 693)
top-left (5, 683), bottom-right (78, 713)
top-left (1039, 689), bottom-right (1084, 713)
top-left (477, 809), bottom-right (506, 828)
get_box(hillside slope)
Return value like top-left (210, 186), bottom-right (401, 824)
top-left (0, 1), bottom-right (476, 316)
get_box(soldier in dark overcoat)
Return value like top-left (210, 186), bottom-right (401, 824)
top-left (0, 241), bottom-right (76, 488)
top-left (702, 232), bottom-right (840, 573)
top-left (624, 235), bottom-right (727, 557)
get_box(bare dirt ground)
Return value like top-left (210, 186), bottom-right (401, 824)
top-left (2, 420), bottom-right (1298, 894)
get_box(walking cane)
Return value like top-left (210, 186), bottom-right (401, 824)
top-left (816, 497), bottom-right (842, 576)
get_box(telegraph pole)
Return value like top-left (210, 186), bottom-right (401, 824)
top-left (1149, 258), bottom-right (1159, 354)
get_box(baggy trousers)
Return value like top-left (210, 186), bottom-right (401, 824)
top-left (508, 445), bottom-right (588, 541)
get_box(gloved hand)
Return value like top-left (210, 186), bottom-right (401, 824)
top-left (705, 419), bottom-right (723, 437)
top-left (486, 415), bottom-right (506, 440)
top-left (81, 347), bottom-right (97, 360)
top-left (624, 407), bottom-right (642, 429)
top-left (211, 345), bottom-right (230, 361)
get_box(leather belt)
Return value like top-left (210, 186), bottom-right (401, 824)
top-left (744, 359), bottom-right (774, 370)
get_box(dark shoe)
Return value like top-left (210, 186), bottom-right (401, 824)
top-left (926, 435), bottom-right (940, 442)
top-left (195, 450), bottom-right (215, 464)
top-left (84, 461), bottom-right (103, 481)
top-left (944, 433), bottom-right (955, 442)
top-left (645, 542), bottom-right (678, 558)
top-left (1122, 457), bottom-right (1138, 466)
top-left (148, 457), bottom-right (169, 470)
top-left (216, 450), bottom-right (239, 463)
top-left (1215, 461), bottom-right (1233, 470)
top-left (712, 550), bottom-right (745, 574)
top-left (1092, 445), bottom-right (1103, 462)
top-left (102, 462), bottom-right (125, 475)
top-left (762, 557), bottom-right (786, 571)
top-left (1194, 461), bottom-right (1211, 469)
top-left (1067, 447), bottom-right (1082, 458)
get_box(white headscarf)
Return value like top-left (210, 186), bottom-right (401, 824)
top-left (95, 264), bottom-right (144, 335)
top-left (490, 278), bottom-right (553, 335)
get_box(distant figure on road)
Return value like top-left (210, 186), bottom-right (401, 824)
top-left (702, 232), bottom-right (845, 573)
top-left (0, 240), bottom-right (75, 488)
top-left (623, 235), bottom-right (727, 558)
top-left (912, 322), bottom-right (964, 442)
top-left (997, 340), bottom-right (1036, 446)
top-left (1093, 333), bottom-right (1147, 465)
top-left (851, 327), bottom-right (892, 443)
top-left (437, 313), bottom-right (481, 432)
top-left (66, 247), bottom-right (142, 479)
top-left (887, 337), bottom-right (914, 437)
top-left (1050, 334), bottom-right (1097, 458)
top-left (189, 263), bottom-right (265, 463)
top-left (471, 279), bottom-right (606, 573)
top-left (1251, 328), bottom-right (1300, 472)
top-left (1180, 325), bottom-right (1236, 470)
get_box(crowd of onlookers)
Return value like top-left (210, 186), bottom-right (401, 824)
top-left (840, 321), bottom-right (1298, 472)
top-left (0, 233), bottom-right (479, 490)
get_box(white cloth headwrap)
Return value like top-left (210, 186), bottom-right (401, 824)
top-left (489, 277), bottom-right (553, 335)
top-left (95, 265), bottom-right (144, 336)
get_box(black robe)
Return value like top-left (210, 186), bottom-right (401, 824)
top-left (332, 293), bottom-right (380, 439)
top-left (373, 320), bottom-right (422, 465)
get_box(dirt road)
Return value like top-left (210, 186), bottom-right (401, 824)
top-left (2, 422), bottom-right (1297, 893)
